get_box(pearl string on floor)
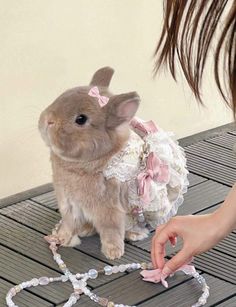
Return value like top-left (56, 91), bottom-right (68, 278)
top-left (6, 234), bottom-right (209, 307)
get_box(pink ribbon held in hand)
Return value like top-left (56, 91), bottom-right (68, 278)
top-left (140, 264), bottom-right (196, 288)
top-left (88, 86), bottom-right (109, 107)
top-left (137, 152), bottom-right (169, 203)
top-left (131, 118), bottom-right (158, 136)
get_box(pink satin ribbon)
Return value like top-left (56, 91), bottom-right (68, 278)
top-left (130, 118), bottom-right (158, 136)
top-left (137, 152), bottom-right (169, 203)
top-left (141, 264), bottom-right (196, 288)
top-left (44, 235), bottom-right (61, 245)
top-left (88, 86), bottom-right (109, 107)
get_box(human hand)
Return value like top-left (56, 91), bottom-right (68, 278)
top-left (151, 213), bottom-right (226, 277)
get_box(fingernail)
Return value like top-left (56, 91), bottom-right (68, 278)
top-left (161, 278), bottom-right (169, 288)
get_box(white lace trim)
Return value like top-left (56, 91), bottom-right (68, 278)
top-left (103, 125), bottom-right (189, 229)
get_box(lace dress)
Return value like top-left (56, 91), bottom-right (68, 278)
top-left (103, 118), bottom-right (189, 230)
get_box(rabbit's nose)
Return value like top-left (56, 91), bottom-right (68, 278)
top-left (47, 120), bottom-right (55, 126)
top-left (46, 112), bottom-right (56, 126)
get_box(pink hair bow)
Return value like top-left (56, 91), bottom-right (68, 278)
top-left (137, 152), bottom-right (169, 204)
top-left (130, 118), bottom-right (158, 137)
top-left (88, 86), bottom-right (109, 107)
top-left (140, 264), bottom-right (196, 288)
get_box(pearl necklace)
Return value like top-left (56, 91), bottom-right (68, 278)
top-left (6, 233), bottom-right (209, 307)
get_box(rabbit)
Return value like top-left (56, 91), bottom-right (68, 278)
top-left (39, 67), bottom-right (188, 260)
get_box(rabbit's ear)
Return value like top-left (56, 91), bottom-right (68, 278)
top-left (105, 92), bottom-right (140, 128)
top-left (90, 67), bottom-right (114, 87)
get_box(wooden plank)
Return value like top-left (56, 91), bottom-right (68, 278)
top-left (0, 278), bottom-right (53, 307)
top-left (186, 152), bottom-right (236, 186)
top-left (31, 173), bottom-right (207, 213)
top-left (0, 215), bottom-right (124, 287)
top-left (139, 274), bottom-right (236, 307)
top-left (0, 202), bottom-right (151, 267)
top-left (5, 181), bottom-right (228, 251)
top-left (179, 123), bottom-right (236, 147)
top-left (214, 233), bottom-right (236, 258)
top-left (0, 245), bottom-right (72, 304)
top-left (193, 250), bottom-right (236, 284)
top-left (178, 180), bottom-right (229, 215)
top-left (2, 181), bottom-right (229, 234)
top-left (78, 234), bottom-right (151, 266)
top-left (72, 270), bottom-right (193, 307)
top-left (32, 191), bottom-right (58, 210)
top-left (3, 181), bottom-right (228, 273)
top-left (32, 173), bottom-right (208, 212)
top-left (185, 141), bottom-right (236, 169)
top-left (0, 200), bottom-right (60, 234)
top-left (158, 230), bottom-right (236, 267)
top-left (188, 172), bottom-right (207, 187)
top-left (0, 183), bottom-right (53, 209)
top-left (196, 203), bottom-right (221, 215)
top-left (129, 232), bottom-right (154, 253)
top-left (217, 296), bottom-right (236, 306)
top-left (206, 133), bottom-right (236, 150)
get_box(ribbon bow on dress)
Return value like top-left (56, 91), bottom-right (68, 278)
top-left (137, 152), bottom-right (169, 204)
top-left (88, 86), bottom-right (109, 107)
top-left (130, 118), bottom-right (158, 137)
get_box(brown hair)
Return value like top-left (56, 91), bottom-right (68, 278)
top-left (154, 0), bottom-right (236, 114)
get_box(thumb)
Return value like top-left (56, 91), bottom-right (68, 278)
top-left (162, 247), bottom-right (191, 277)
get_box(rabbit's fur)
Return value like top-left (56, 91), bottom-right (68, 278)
top-left (39, 67), bottom-right (143, 259)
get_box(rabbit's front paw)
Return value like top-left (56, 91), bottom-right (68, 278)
top-left (67, 235), bottom-right (81, 247)
top-left (125, 228), bottom-right (149, 241)
top-left (102, 242), bottom-right (124, 260)
top-left (57, 228), bottom-right (81, 247)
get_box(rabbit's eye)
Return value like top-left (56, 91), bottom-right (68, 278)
top-left (75, 114), bottom-right (88, 125)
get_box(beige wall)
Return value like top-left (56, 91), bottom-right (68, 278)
top-left (0, 0), bottom-right (232, 198)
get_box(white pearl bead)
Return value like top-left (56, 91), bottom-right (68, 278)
top-left (118, 265), bottom-right (127, 272)
top-left (83, 288), bottom-right (91, 295)
top-left (64, 270), bottom-right (70, 277)
top-left (130, 263), bottom-right (138, 270)
top-left (69, 275), bottom-right (77, 283)
top-left (39, 277), bottom-right (49, 285)
top-left (69, 295), bottom-right (77, 304)
top-left (53, 254), bottom-right (61, 261)
top-left (199, 297), bottom-right (206, 304)
top-left (104, 265), bottom-right (113, 275)
top-left (61, 275), bottom-right (68, 282)
top-left (112, 266), bottom-right (119, 274)
top-left (88, 269), bottom-right (98, 279)
top-left (31, 278), bottom-right (39, 286)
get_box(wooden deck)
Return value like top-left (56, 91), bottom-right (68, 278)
top-left (0, 124), bottom-right (236, 306)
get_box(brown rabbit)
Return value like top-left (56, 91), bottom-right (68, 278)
top-left (39, 67), bottom-right (142, 259)
top-left (39, 67), bottom-right (188, 260)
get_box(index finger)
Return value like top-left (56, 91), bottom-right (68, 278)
top-left (151, 225), bottom-right (171, 269)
